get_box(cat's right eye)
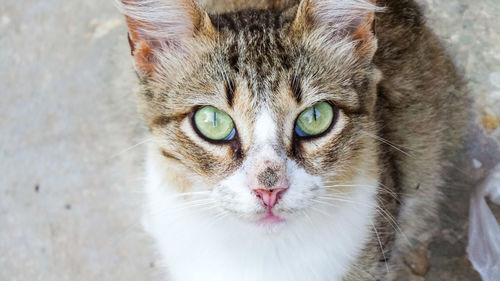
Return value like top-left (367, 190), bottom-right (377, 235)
top-left (194, 106), bottom-right (236, 141)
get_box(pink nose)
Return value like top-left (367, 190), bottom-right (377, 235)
top-left (253, 188), bottom-right (287, 209)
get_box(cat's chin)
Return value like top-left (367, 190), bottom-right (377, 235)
top-left (256, 211), bottom-right (285, 225)
top-left (253, 214), bottom-right (287, 233)
top-left (245, 210), bottom-right (290, 233)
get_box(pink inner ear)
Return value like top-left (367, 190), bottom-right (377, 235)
top-left (123, 16), bottom-right (156, 73)
top-left (119, 0), bottom-right (197, 72)
top-left (120, 0), bottom-right (198, 43)
top-left (305, 0), bottom-right (378, 58)
top-left (351, 12), bottom-right (376, 55)
top-left (118, 0), bottom-right (216, 73)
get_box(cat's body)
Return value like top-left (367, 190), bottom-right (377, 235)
top-left (117, 0), bottom-right (469, 280)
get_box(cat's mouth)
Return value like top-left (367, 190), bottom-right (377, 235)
top-left (256, 210), bottom-right (285, 225)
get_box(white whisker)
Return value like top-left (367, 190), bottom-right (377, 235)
top-left (107, 138), bottom-right (152, 159)
top-left (360, 130), bottom-right (415, 158)
top-left (371, 222), bottom-right (390, 275)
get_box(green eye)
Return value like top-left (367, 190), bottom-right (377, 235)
top-left (295, 102), bottom-right (335, 137)
top-left (194, 106), bottom-right (236, 141)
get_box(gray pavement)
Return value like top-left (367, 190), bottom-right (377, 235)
top-left (0, 0), bottom-right (499, 280)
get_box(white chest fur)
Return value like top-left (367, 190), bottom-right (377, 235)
top-left (142, 151), bottom-right (379, 281)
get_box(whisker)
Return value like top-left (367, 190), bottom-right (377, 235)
top-left (301, 210), bottom-right (315, 228)
top-left (310, 198), bottom-right (339, 208)
top-left (313, 196), bottom-right (409, 244)
top-left (167, 191), bottom-right (212, 198)
top-left (316, 193), bottom-right (353, 200)
top-left (199, 210), bottom-right (229, 230)
top-left (309, 205), bottom-right (333, 218)
top-left (371, 222), bottom-right (390, 275)
top-left (323, 182), bottom-right (401, 202)
top-left (360, 130), bottom-right (415, 158)
top-left (149, 198), bottom-right (216, 217)
top-left (314, 196), bottom-right (369, 206)
top-left (107, 138), bottom-right (152, 159)
top-left (156, 204), bottom-right (220, 225)
top-left (374, 206), bottom-right (410, 245)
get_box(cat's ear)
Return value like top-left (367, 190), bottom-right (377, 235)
top-left (117, 0), bottom-right (215, 73)
top-left (292, 0), bottom-right (380, 59)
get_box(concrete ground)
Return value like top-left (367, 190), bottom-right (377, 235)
top-left (0, 0), bottom-right (498, 280)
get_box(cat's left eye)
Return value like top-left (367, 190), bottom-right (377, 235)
top-left (295, 101), bottom-right (335, 138)
top-left (194, 106), bottom-right (236, 141)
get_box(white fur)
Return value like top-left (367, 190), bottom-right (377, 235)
top-left (142, 108), bottom-right (380, 281)
top-left (253, 108), bottom-right (276, 145)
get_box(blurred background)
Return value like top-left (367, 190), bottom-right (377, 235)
top-left (0, 0), bottom-right (499, 280)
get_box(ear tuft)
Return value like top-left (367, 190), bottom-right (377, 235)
top-left (116, 0), bottom-right (214, 73)
top-left (293, 0), bottom-right (382, 58)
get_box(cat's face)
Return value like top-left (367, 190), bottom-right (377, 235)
top-left (121, 0), bottom-right (381, 228)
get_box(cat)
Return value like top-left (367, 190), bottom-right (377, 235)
top-left (116, 0), bottom-right (470, 280)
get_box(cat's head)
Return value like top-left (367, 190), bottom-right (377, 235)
top-left (119, 0), bottom-right (382, 228)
